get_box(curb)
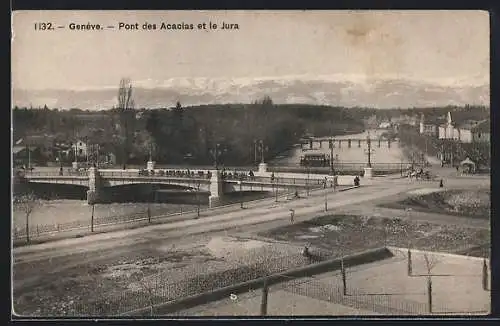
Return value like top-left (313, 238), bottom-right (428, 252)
top-left (119, 247), bottom-right (394, 316)
top-left (386, 246), bottom-right (490, 262)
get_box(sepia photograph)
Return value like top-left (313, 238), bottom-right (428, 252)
top-left (11, 10), bottom-right (490, 317)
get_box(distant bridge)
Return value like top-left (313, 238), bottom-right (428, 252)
top-left (22, 168), bottom-right (328, 207)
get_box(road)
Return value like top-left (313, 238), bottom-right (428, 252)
top-left (13, 171), bottom-right (489, 292)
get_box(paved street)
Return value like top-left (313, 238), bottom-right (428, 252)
top-left (13, 171), bottom-right (489, 293)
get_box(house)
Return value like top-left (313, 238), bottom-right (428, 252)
top-left (419, 114), bottom-right (440, 137)
top-left (71, 139), bottom-right (88, 157)
top-left (438, 112), bottom-right (490, 143)
top-left (471, 120), bottom-right (490, 143)
top-left (14, 135), bottom-right (55, 162)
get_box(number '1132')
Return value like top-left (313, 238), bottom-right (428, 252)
top-left (34, 22), bottom-right (54, 30)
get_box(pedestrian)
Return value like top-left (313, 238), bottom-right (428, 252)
top-left (290, 209), bottom-right (295, 223)
top-left (439, 179), bottom-right (444, 188)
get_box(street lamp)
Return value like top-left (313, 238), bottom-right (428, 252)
top-left (258, 140), bottom-right (268, 164)
top-left (274, 175), bottom-right (279, 202)
top-left (253, 139), bottom-right (258, 166)
top-left (324, 177), bottom-right (328, 211)
top-left (196, 181), bottom-right (201, 217)
top-left (329, 138), bottom-right (335, 176)
top-left (364, 134), bottom-right (374, 168)
top-left (238, 178), bottom-right (243, 209)
top-left (306, 163), bottom-right (310, 196)
top-left (209, 143), bottom-right (226, 170)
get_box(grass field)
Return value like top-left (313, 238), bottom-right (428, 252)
top-left (378, 188), bottom-right (490, 219)
top-left (259, 214), bottom-right (490, 258)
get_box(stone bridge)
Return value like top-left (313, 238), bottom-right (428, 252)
top-left (23, 168), bottom-right (328, 207)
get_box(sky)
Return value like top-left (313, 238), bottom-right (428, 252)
top-left (12, 10), bottom-right (489, 90)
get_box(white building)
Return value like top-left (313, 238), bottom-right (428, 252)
top-left (71, 139), bottom-right (88, 157)
top-left (419, 114), bottom-right (439, 137)
top-left (438, 112), bottom-right (490, 143)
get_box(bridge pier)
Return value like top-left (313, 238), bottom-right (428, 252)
top-left (87, 167), bottom-right (102, 205)
top-left (208, 170), bottom-right (224, 208)
top-left (147, 160), bottom-right (156, 171)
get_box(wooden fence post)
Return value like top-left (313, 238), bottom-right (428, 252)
top-left (427, 276), bottom-right (433, 313)
top-left (260, 279), bottom-right (269, 316)
top-left (341, 258), bottom-right (347, 296)
top-left (482, 259), bottom-right (489, 291)
top-left (407, 249), bottom-right (412, 276)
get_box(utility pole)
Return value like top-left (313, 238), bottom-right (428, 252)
top-left (275, 176), bottom-right (278, 202)
top-left (260, 279), bottom-right (269, 316)
top-left (324, 177), bottom-right (328, 211)
top-left (259, 140), bottom-right (265, 163)
top-left (306, 164), bottom-right (310, 196)
top-left (91, 203), bottom-right (95, 232)
top-left (196, 181), bottom-right (201, 218)
top-left (27, 145), bottom-right (31, 170)
top-left (329, 138), bottom-right (334, 175)
top-left (239, 178), bottom-right (244, 208)
top-left (253, 139), bottom-right (258, 166)
top-left (364, 133), bottom-right (375, 168)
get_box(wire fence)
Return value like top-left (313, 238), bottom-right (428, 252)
top-left (66, 249), bottom-right (489, 317)
top-left (12, 205), bottom-right (197, 240)
top-left (12, 183), bottom-right (327, 241)
top-left (71, 252), bottom-right (334, 316)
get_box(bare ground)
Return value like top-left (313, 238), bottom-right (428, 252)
top-left (259, 214), bottom-right (490, 258)
top-left (378, 188), bottom-right (490, 220)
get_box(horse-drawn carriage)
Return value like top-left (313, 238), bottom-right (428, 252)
top-left (406, 167), bottom-right (434, 181)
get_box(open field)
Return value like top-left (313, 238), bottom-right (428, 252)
top-left (13, 234), bottom-right (327, 316)
top-left (259, 214), bottom-right (490, 258)
top-left (378, 188), bottom-right (490, 220)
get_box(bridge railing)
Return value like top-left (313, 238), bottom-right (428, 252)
top-left (267, 162), bottom-right (414, 175)
top-left (99, 170), bottom-right (214, 180)
top-left (22, 170), bottom-right (88, 177)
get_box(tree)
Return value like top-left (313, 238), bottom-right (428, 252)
top-left (423, 253), bottom-right (440, 313)
top-left (117, 78), bottom-right (136, 166)
top-left (13, 192), bottom-right (40, 243)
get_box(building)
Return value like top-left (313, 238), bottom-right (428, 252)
top-left (71, 139), bottom-right (88, 157)
top-left (438, 112), bottom-right (490, 143)
top-left (471, 120), bottom-right (490, 143)
top-left (419, 114), bottom-right (439, 137)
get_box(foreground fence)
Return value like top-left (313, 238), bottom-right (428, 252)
top-left (12, 185), bottom-right (325, 242)
top-left (72, 252), bottom-right (334, 316)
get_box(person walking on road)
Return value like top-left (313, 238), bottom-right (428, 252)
top-left (290, 208), bottom-right (295, 223)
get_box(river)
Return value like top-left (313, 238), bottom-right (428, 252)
top-left (12, 199), bottom-right (206, 231)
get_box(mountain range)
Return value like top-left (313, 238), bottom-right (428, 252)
top-left (12, 76), bottom-right (489, 110)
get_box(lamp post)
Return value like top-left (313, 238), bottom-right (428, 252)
top-left (196, 181), bottom-right (201, 218)
top-left (324, 177), bottom-right (328, 211)
top-left (238, 178), bottom-right (243, 209)
top-left (91, 203), bottom-right (95, 232)
top-left (275, 176), bottom-right (279, 202)
top-left (253, 139), bottom-right (258, 166)
top-left (329, 138), bottom-right (335, 176)
top-left (365, 134), bottom-right (374, 168)
top-left (209, 143), bottom-right (226, 170)
top-left (258, 140), bottom-right (268, 164)
top-left (306, 163), bottom-right (310, 196)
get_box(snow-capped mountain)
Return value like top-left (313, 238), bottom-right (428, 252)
top-left (12, 75), bottom-right (489, 110)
